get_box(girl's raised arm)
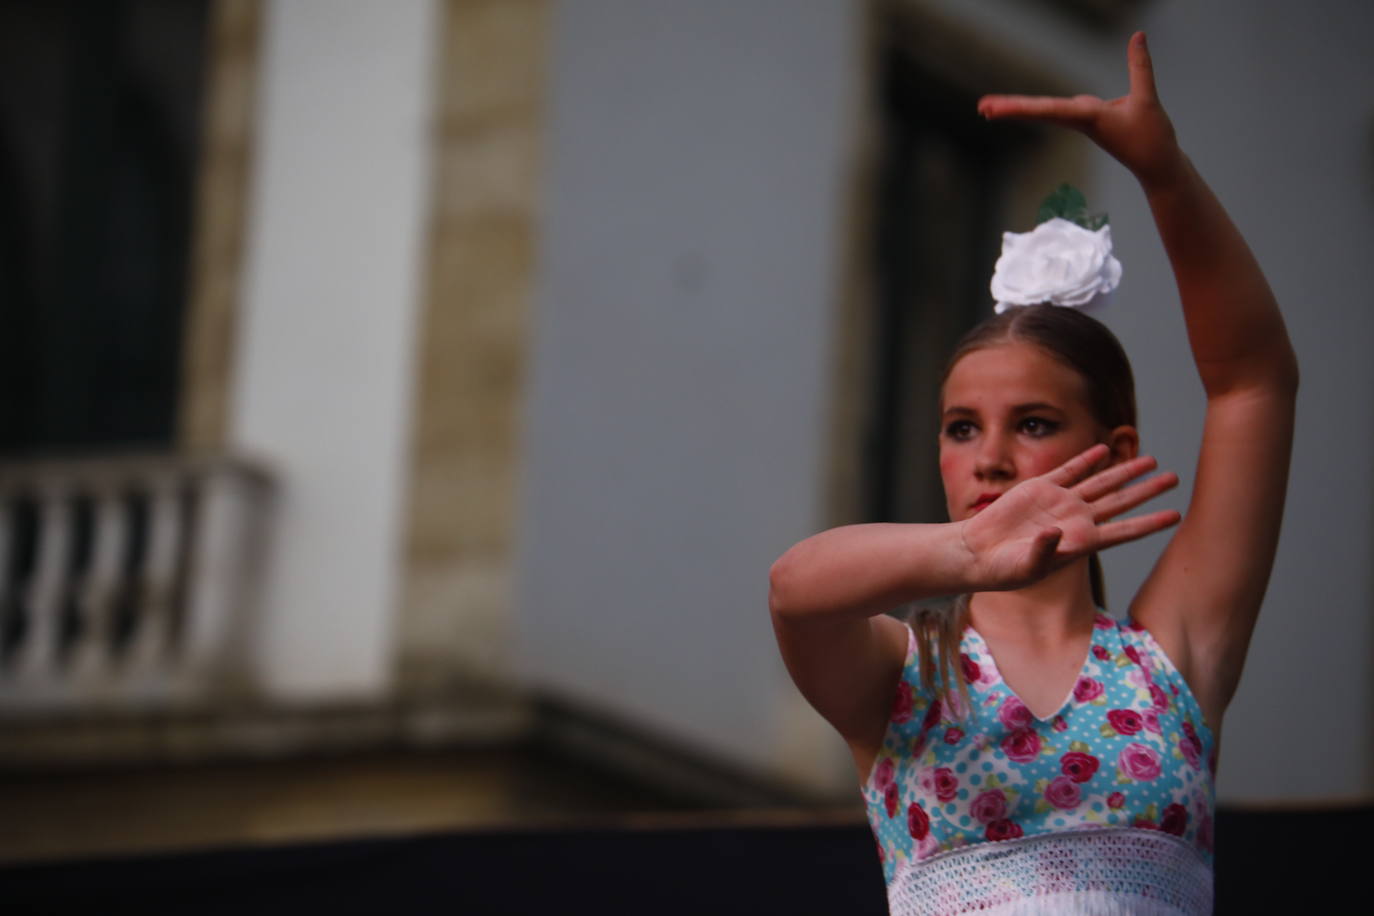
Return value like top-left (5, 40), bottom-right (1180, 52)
top-left (980, 32), bottom-right (1299, 730)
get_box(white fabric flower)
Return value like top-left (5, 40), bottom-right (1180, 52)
top-left (990, 217), bottom-right (1122, 313)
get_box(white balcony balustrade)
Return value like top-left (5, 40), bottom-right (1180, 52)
top-left (0, 455), bottom-right (273, 712)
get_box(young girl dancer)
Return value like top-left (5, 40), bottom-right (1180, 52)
top-left (769, 33), bottom-right (1297, 915)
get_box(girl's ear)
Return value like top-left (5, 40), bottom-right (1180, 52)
top-left (1105, 425), bottom-right (1140, 464)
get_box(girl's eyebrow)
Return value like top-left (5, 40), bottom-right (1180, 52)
top-left (942, 402), bottom-right (1063, 418)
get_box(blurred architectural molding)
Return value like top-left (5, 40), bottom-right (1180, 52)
top-left (397, 0), bottom-right (548, 692)
top-left (181, 0), bottom-right (264, 452)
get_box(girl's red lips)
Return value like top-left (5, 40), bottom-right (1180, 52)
top-left (971, 493), bottom-right (1002, 510)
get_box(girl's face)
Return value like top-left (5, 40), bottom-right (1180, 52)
top-left (939, 341), bottom-right (1124, 522)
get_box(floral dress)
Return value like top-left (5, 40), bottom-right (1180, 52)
top-left (863, 614), bottom-right (1216, 915)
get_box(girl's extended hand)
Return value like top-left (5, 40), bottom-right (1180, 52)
top-left (959, 444), bottom-right (1180, 591)
top-left (977, 32), bottom-right (1182, 186)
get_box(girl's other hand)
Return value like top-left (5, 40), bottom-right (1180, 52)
top-left (977, 32), bottom-right (1184, 187)
top-left (959, 444), bottom-right (1181, 591)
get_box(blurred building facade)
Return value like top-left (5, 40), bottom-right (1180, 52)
top-left (2, 0), bottom-right (1371, 810)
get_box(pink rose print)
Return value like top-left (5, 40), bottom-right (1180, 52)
top-left (1001, 727), bottom-right (1041, 763)
top-left (1044, 776), bottom-right (1081, 810)
top-left (1123, 645), bottom-right (1142, 666)
top-left (1142, 709), bottom-right (1162, 735)
top-left (1126, 619), bottom-right (1146, 632)
top-left (1179, 733), bottom-right (1201, 770)
top-left (908, 802), bottom-right (930, 840)
top-left (1133, 815), bottom-right (1158, 830)
top-left (970, 789), bottom-right (1008, 824)
top-left (1183, 720), bottom-right (1203, 756)
top-left (892, 681), bottom-right (914, 723)
top-left (933, 767), bottom-right (959, 803)
top-left (998, 697), bottom-right (1033, 730)
top-left (1052, 715), bottom-right (1068, 733)
top-left (1119, 742), bottom-right (1162, 781)
top-left (921, 698), bottom-right (943, 732)
top-left (986, 819), bottom-right (1024, 841)
top-left (874, 758), bottom-right (895, 792)
top-left (1092, 645), bottom-right (1111, 661)
top-left (1107, 708), bottom-right (1143, 736)
top-left (912, 734), bottom-right (928, 759)
top-left (884, 782), bottom-right (899, 818)
top-left (944, 726), bottom-right (964, 745)
top-left (1094, 614), bottom-right (1114, 630)
top-left (1073, 677), bottom-right (1104, 703)
top-left (1060, 751), bottom-right (1100, 784)
top-left (1107, 792), bottom-right (1126, 809)
top-left (960, 653), bottom-right (981, 684)
top-left (1160, 803), bottom-right (1188, 837)
top-left (1149, 683), bottom-right (1169, 711)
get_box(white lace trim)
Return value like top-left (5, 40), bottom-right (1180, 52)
top-left (887, 828), bottom-right (1212, 915)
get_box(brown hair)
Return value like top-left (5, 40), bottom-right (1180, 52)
top-left (913, 305), bottom-right (1137, 707)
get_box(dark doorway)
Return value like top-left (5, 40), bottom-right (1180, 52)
top-left (865, 48), bottom-right (1035, 524)
top-left (0, 0), bottom-right (211, 457)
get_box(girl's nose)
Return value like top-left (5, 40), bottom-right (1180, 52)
top-left (974, 435), bottom-right (1015, 480)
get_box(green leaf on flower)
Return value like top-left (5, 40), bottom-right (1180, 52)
top-left (1037, 183), bottom-right (1108, 231)
top-left (1037, 183), bottom-right (1086, 223)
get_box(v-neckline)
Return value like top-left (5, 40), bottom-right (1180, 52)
top-left (965, 620), bottom-right (1103, 723)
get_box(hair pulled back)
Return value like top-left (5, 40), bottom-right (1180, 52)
top-left (913, 305), bottom-right (1138, 710)
top-left (945, 304), bottom-right (1136, 430)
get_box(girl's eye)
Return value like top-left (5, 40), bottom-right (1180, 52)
top-left (1020, 417), bottom-right (1059, 437)
top-left (944, 420), bottom-right (976, 441)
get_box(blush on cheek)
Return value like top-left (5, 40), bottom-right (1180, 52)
top-left (937, 456), bottom-right (962, 520)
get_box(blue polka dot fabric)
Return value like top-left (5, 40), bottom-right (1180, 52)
top-left (863, 613), bottom-right (1216, 885)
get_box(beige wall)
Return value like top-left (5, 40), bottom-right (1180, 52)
top-left (177, 0), bottom-right (545, 709)
top-left (397, 0), bottom-right (548, 691)
top-left (181, 0), bottom-right (262, 453)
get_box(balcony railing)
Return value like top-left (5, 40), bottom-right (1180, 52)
top-left (0, 454), bottom-right (274, 712)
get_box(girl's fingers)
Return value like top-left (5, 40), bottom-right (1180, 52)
top-left (1092, 471), bottom-right (1179, 523)
top-left (1095, 509), bottom-right (1182, 551)
top-left (1126, 32), bottom-right (1159, 103)
top-left (977, 94), bottom-right (1103, 125)
top-left (1045, 444), bottom-right (1111, 487)
top-left (1075, 455), bottom-right (1158, 502)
